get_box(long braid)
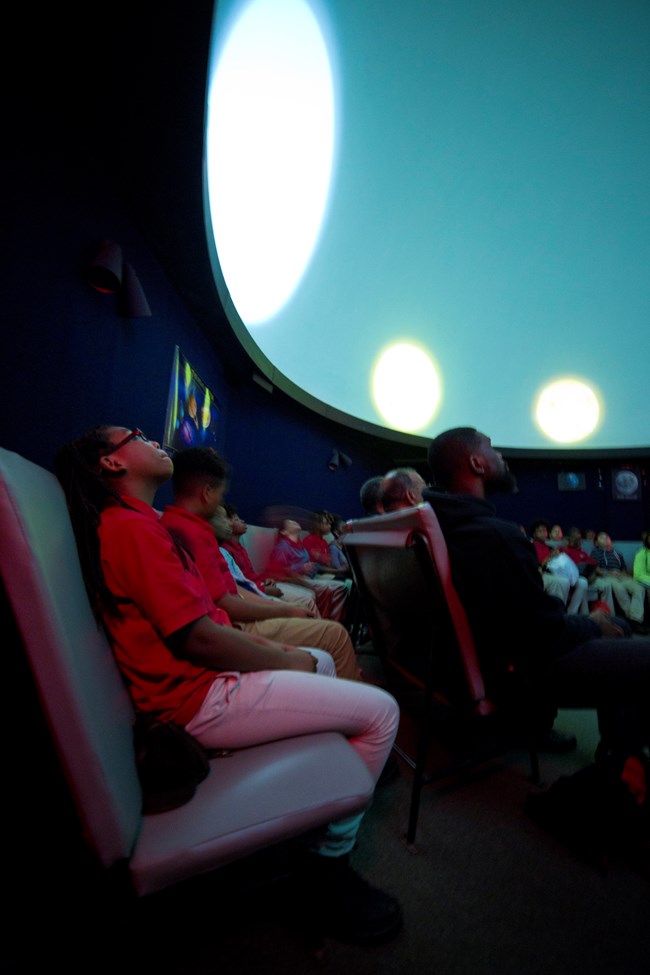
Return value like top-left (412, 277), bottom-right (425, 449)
top-left (54, 426), bottom-right (133, 622)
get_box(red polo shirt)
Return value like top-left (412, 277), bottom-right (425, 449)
top-left (161, 504), bottom-right (239, 602)
top-left (303, 533), bottom-right (332, 567)
top-left (98, 497), bottom-right (227, 725)
top-left (565, 545), bottom-right (597, 567)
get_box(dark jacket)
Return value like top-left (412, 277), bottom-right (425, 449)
top-left (422, 489), bottom-right (600, 692)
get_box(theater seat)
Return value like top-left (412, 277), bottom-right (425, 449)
top-left (0, 447), bottom-right (373, 898)
top-left (343, 502), bottom-right (539, 846)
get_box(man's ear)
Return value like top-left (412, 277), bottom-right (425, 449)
top-left (468, 453), bottom-right (485, 476)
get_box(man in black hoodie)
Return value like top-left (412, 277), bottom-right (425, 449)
top-left (423, 427), bottom-right (650, 769)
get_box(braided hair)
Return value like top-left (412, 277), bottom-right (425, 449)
top-left (54, 425), bottom-right (135, 621)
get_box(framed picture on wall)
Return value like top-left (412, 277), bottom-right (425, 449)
top-left (163, 345), bottom-right (220, 455)
top-left (557, 471), bottom-right (586, 492)
top-left (611, 468), bottom-right (641, 501)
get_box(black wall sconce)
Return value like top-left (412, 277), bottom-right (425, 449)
top-left (328, 450), bottom-right (352, 470)
top-left (85, 239), bottom-right (152, 318)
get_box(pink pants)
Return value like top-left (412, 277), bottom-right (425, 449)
top-left (185, 669), bottom-right (399, 783)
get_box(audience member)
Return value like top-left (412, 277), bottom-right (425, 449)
top-left (160, 449), bottom-right (361, 681)
top-left (221, 503), bottom-right (320, 615)
top-left (520, 521), bottom-right (569, 605)
top-left (329, 516), bottom-right (352, 579)
top-left (547, 524), bottom-right (567, 548)
top-left (564, 526), bottom-right (615, 615)
top-left (424, 427), bottom-right (650, 782)
top-left (55, 425), bottom-right (402, 945)
top-left (269, 519), bottom-right (350, 622)
top-left (379, 468), bottom-right (426, 513)
top-left (590, 531), bottom-right (648, 634)
top-left (359, 476), bottom-right (384, 515)
top-left (633, 531), bottom-right (650, 598)
top-left (304, 510), bottom-right (336, 569)
top-left (529, 519), bottom-right (589, 614)
top-left (304, 510), bottom-right (353, 585)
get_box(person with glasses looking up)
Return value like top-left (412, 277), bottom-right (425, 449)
top-left (54, 424), bottom-right (402, 947)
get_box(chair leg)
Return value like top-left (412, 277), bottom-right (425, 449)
top-left (405, 695), bottom-right (436, 847)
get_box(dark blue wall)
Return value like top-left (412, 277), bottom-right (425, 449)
top-left (3, 146), bottom-right (399, 522)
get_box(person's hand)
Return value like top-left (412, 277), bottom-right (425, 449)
top-left (589, 609), bottom-right (624, 638)
top-left (282, 648), bottom-right (318, 672)
top-left (264, 583), bottom-right (284, 597)
top-left (285, 604), bottom-right (310, 619)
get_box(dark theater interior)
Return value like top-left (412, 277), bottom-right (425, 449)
top-left (3, 1), bottom-right (650, 972)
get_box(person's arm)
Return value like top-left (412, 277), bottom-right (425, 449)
top-left (616, 551), bottom-right (629, 575)
top-left (268, 540), bottom-right (316, 586)
top-left (169, 615), bottom-right (318, 672)
top-left (215, 589), bottom-right (312, 621)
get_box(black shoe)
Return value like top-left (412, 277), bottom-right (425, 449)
top-left (293, 851), bottom-right (403, 945)
top-left (535, 729), bottom-right (578, 753)
top-left (526, 758), bottom-right (650, 878)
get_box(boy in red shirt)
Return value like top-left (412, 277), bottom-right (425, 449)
top-left (160, 448), bottom-right (360, 682)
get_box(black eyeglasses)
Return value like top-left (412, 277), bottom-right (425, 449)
top-left (102, 428), bottom-right (149, 457)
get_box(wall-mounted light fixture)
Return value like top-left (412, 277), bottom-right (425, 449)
top-left (328, 450), bottom-right (352, 470)
top-left (120, 262), bottom-right (152, 318)
top-left (85, 240), bottom-right (152, 317)
top-left (87, 239), bottom-right (123, 293)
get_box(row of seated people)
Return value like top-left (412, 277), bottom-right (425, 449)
top-left (361, 470), bottom-right (650, 632)
top-left (220, 507), bottom-right (353, 622)
top-left (529, 521), bottom-right (649, 634)
top-left (161, 451), bottom-right (360, 678)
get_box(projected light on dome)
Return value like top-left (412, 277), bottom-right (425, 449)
top-left (205, 0), bottom-right (649, 451)
top-left (372, 343), bottom-right (441, 433)
top-left (534, 379), bottom-right (602, 444)
top-left (205, 0), bottom-right (336, 325)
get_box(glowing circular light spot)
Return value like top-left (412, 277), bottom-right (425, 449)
top-left (534, 378), bottom-right (601, 444)
top-left (206, 0), bottom-right (336, 324)
top-left (372, 343), bottom-right (441, 432)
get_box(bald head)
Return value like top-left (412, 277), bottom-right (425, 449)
top-left (379, 468), bottom-right (426, 512)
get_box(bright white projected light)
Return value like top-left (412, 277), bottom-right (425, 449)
top-left (206, 0), bottom-right (336, 324)
top-left (372, 343), bottom-right (441, 433)
top-left (534, 379), bottom-right (601, 444)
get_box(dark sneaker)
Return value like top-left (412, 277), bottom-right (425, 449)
top-left (526, 757), bottom-right (650, 877)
